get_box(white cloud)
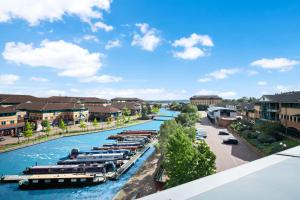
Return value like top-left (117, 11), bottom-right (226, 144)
top-left (46, 89), bottom-right (66, 96)
top-left (91, 21), bottom-right (113, 32)
top-left (83, 35), bottom-right (99, 42)
top-left (30, 76), bottom-right (48, 82)
top-left (197, 77), bottom-right (211, 83)
top-left (83, 88), bottom-right (187, 100)
top-left (3, 40), bottom-right (102, 78)
top-left (131, 23), bottom-right (161, 51)
top-left (70, 88), bottom-right (80, 93)
top-left (0, 0), bottom-right (112, 26)
top-left (247, 70), bottom-right (259, 76)
top-left (251, 58), bottom-right (299, 71)
top-left (208, 68), bottom-right (238, 79)
top-left (105, 40), bottom-right (121, 50)
top-left (276, 85), bottom-right (292, 93)
top-left (257, 81), bottom-right (267, 86)
top-left (196, 89), bottom-right (236, 98)
top-left (172, 33), bottom-right (213, 60)
top-left (0, 74), bottom-right (20, 85)
top-left (80, 75), bottom-right (123, 83)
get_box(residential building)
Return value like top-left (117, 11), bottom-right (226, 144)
top-left (256, 91), bottom-right (300, 131)
top-left (111, 102), bottom-right (142, 115)
top-left (16, 102), bottom-right (89, 128)
top-left (0, 106), bottom-right (24, 136)
top-left (87, 105), bottom-right (121, 122)
top-left (190, 95), bottom-right (222, 106)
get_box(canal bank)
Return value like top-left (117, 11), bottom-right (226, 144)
top-left (0, 109), bottom-right (178, 200)
top-left (0, 119), bottom-right (150, 153)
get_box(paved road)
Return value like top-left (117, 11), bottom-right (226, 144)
top-left (196, 112), bottom-right (260, 172)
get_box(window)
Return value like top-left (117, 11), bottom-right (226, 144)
top-left (71, 179), bottom-right (77, 183)
top-left (58, 179), bottom-right (64, 183)
top-left (10, 120), bottom-right (14, 124)
top-left (32, 180), bottom-right (39, 183)
top-left (45, 179), bottom-right (51, 183)
top-left (1, 121), bottom-right (6, 125)
top-left (80, 178), bottom-right (86, 182)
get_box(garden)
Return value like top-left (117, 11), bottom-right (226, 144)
top-left (230, 120), bottom-right (299, 155)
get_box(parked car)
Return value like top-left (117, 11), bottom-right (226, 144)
top-left (197, 129), bottom-right (207, 138)
top-left (196, 136), bottom-right (205, 141)
top-left (0, 137), bottom-right (5, 142)
top-left (222, 136), bottom-right (238, 144)
top-left (219, 131), bottom-right (230, 135)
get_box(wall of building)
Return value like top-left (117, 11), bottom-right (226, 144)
top-left (191, 99), bottom-right (222, 106)
top-left (0, 114), bottom-right (17, 126)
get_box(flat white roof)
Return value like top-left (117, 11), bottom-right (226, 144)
top-left (140, 146), bottom-right (300, 200)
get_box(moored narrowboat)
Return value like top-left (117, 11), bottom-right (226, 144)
top-left (19, 173), bottom-right (105, 190)
top-left (57, 153), bottom-right (124, 165)
top-left (23, 162), bottom-right (116, 175)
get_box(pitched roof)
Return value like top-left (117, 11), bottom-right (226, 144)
top-left (111, 102), bottom-right (141, 110)
top-left (111, 97), bottom-right (144, 102)
top-left (0, 94), bottom-right (38, 104)
top-left (79, 97), bottom-right (108, 103)
top-left (261, 91), bottom-right (300, 103)
top-left (16, 102), bottom-right (87, 112)
top-left (0, 106), bottom-right (16, 114)
top-left (190, 95), bottom-right (222, 100)
top-left (87, 105), bottom-right (120, 113)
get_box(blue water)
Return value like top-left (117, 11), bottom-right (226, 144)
top-left (0, 109), bottom-right (178, 200)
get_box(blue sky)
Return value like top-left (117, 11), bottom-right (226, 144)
top-left (0, 0), bottom-right (299, 100)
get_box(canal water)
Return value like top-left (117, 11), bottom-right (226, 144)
top-left (0, 109), bottom-right (178, 200)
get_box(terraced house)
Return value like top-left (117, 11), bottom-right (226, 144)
top-left (16, 102), bottom-right (89, 128)
top-left (256, 91), bottom-right (300, 132)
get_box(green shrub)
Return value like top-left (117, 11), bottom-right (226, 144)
top-left (248, 131), bottom-right (259, 139)
top-left (257, 133), bottom-right (276, 144)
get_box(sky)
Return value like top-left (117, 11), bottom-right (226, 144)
top-left (0, 0), bottom-right (300, 100)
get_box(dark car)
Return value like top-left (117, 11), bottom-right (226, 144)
top-left (0, 137), bottom-right (5, 142)
top-left (219, 131), bottom-right (230, 135)
top-left (222, 136), bottom-right (238, 145)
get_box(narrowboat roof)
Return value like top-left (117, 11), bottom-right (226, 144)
top-left (28, 173), bottom-right (98, 180)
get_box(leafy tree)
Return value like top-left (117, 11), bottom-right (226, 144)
top-left (151, 106), bottom-right (160, 114)
top-left (181, 104), bottom-right (198, 113)
top-left (59, 119), bottom-right (66, 133)
top-left (140, 105), bottom-right (150, 120)
top-left (23, 121), bottom-right (33, 141)
top-left (158, 120), bottom-right (179, 156)
top-left (41, 120), bottom-right (49, 130)
top-left (92, 118), bottom-right (99, 129)
top-left (164, 127), bottom-right (216, 188)
top-left (169, 102), bottom-right (183, 111)
top-left (122, 107), bottom-right (131, 116)
top-left (176, 112), bottom-right (199, 127)
top-left (79, 120), bottom-right (87, 131)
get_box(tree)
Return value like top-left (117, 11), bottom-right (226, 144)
top-left (122, 107), bottom-right (131, 116)
top-left (79, 119), bottom-right (87, 131)
top-left (140, 106), bottom-right (150, 120)
top-left (92, 118), bottom-right (99, 130)
top-left (151, 106), bottom-right (160, 114)
top-left (164, 127), bottom-right (215, 188)
top-left (59, 119), bottom-right (66, 133)
top-left (181, 104), bottom-right (198, 113)
top-left (23, 121), bottom-right (33, 141)
top-left (158, 120), bottom-right (179, 157)
top-left (41, 120), bottom-right (51, 134)
top-left (176, 112), bottom-right (199, 127)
